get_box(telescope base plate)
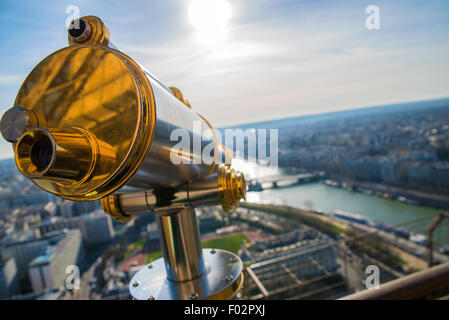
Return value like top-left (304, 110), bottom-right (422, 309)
top-left (129, 248), bottom-right (243, 300)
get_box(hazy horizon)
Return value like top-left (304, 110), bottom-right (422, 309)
top-left (1, 96), bottom-right (448, 160)
top-left (220, 96), bottom-right (449, 128)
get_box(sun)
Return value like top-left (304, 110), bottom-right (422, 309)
top-left (188, 0), bottom-right (232, 47)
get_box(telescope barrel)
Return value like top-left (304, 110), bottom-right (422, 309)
top-left (1, 17), bottom-right (238, 204)
top-left (0, 14), bottom-right (247, 300)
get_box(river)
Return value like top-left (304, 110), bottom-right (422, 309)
top-left (232, 159), bottom-right (449, 246)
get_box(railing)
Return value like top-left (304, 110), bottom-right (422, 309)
top-left (340, 261), bottom-right (449, 300)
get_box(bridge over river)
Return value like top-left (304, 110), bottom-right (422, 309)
top-left (247, 172), bottom-right (325, 191)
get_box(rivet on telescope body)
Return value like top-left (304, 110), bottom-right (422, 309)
top-left (169, 87), bottom-right (191, 108)
top-left (0, 107), bottom-right (39, 143)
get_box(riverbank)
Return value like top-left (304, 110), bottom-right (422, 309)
top-left (246, 182), bottom-right (447, 243)
top-left (324, 177), bottom-right (449, 210)
top-left (240, 202), bottom-right (347, 237)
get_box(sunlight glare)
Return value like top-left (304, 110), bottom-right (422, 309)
top-left (188, 0), bottom-right (232, 47)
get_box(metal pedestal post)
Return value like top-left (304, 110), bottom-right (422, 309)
top-left (129, 207), bottom-right (243, 300)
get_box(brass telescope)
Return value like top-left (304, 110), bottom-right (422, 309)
top-left (0, 16), bottom-right (246, 300)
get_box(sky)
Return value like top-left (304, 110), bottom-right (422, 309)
top-left (0, 0), bottom-right (448, 159)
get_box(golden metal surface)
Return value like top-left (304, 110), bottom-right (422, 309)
top-left (169, 87), bottom-right (183, 100)
top-left (169, 86), bottom-right (191, 108)
top-left (101, 164), bottom-right (247, 221)
top-left (68, 16), bottom-right (110, 46)
top-left (101, 195), bottom-right (134, 223)
top-left (8, 15), bottom-right (234, 199)
top-left (15, 127), bottom-right (95, 182)
top-left (207, 273), bottom-right (244, 300)
top-left (218, 165), bottom-right (247, 212)
top-left (14, 45), bottom-right (155, 201)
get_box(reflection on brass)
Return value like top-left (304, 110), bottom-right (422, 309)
top-left (169, 87), bottom-right (183, 100)
top-left (0, 107), bottom-right (40, 142)
top-left (12, 45), bottom-right (155, 200)
top-left (15, 126), bottom-right (117, 186)
top-left (101, 164), bottom-right (247, 221)
top-left (169, 86), bottom-right (192, 108)
top-left (218, 165), bottom-right (247, 212)
top-left (68, 16), bottom-right (110, 46)
top-left (15, 127), bottom-right (94, 182)
top-left (207, 273), bottom-right (244, 300)
top-left (183, 98), bottom-right (191, 108)
top-left (5, 30), bottom-right (237, 201)
top-left (2, 15), bottom-right (247, 204)
top-left (101, 195), bottom-right (134, 223)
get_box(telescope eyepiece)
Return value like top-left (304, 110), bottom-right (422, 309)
top-left (15, 128), bottom-right (56, 178)
top-left (68, 18), bottom-right (87, 39)
top-left (30, 137), bottom-right (53, 170)
top-left (67, 16), bottom-right (109, 46)
top-left (15, 127), bottom-right (98, 182)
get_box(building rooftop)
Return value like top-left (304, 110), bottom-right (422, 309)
top-left (29, 253), bottom-right (53, 266)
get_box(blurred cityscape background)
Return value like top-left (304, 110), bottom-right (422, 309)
top-left (1, 97), bottom-right (449, 299)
